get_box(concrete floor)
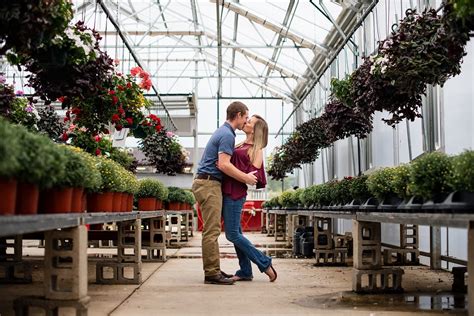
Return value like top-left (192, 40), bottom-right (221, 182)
top-left (0, 232), bottom-right (468, 315)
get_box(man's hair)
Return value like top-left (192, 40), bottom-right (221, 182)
top-left (226, 101), bottom-right (248, 120)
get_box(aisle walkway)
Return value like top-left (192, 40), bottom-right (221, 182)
top-left (106, 233), bottom-right (465, 316)
top-left (0, 232), bottom-right (466, 315)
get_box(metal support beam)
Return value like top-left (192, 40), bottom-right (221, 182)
top-left (210, 0), bottom-right (328, 54)
top-left (430, 226), bottom-right (442, 270)
top-left (97, 0), bottom-right (177, 131)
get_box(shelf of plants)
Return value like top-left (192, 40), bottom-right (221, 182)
top-left (0, 211), bottom-right (165, 238)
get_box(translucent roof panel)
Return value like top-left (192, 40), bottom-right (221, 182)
top-left (70, 1), bottom-right (346, 102)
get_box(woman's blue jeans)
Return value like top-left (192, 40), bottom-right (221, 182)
top-left (222, 195), bottom-right (272, 278)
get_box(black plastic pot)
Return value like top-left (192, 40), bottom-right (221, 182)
top-left (359, 197), bottom-right (379, 211)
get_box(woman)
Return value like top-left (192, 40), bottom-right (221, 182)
top-left (221, 114), bottom-right (277, 282)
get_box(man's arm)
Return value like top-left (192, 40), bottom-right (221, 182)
top-left (218, 153), bottom-right (257, 185)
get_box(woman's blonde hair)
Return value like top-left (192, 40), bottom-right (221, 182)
top-left (248, 115), bottom-right (268, 164)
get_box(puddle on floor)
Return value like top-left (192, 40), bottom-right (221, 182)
top-left (297, 291), bottom-right (468, 313)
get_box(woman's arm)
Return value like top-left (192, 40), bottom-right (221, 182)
top-left (252, 149), bottom-right (264, 169)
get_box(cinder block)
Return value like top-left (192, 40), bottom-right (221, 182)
top-left (14, 295), bottom-right (90, 316)
top-left (314, 218), bottom-right (333, 249)
top-left (314, 249), bottom-right (348, 266)
top-left (96, 261), bottom-right (141, 284)
top-left (0, 236), bottom-right (23, 262)
top-left (353, 220), bottom-right (381, 246)
top-left (117, 220), bottom-right (141, 263)
top-left (383, 248), bottom-right (419, 265)
top-left (275, 214), bottom-right (286, 242)
top-left (352, 268), bottom-right (404, 293)
top-left (143, 247), bottom-right (167, 262)
top-left (44, 226), bottom-right (87, 300)
top-left (0, 261), bottom-right (32, 284)
top-left (354, 245), bottom-right (382, 270)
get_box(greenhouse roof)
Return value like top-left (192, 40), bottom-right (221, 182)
top-left (72, 0), bottom-right (366, 103)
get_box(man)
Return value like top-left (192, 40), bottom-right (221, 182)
top-left (192, 101), bottom-right (258, 285)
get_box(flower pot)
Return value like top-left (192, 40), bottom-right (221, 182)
top-left (138, 197), bottom-right (156, 211)
top-left (168, 201), bottom-right (180, 211)
top-left (121, 193), bottom-right (129, 212)
top-left (113, 192), bottom-right (122, 212)
top-left (82, 192), bottom-right (87, 212)
top-left (0, 178), bottom-right (17, 215)
top-left (70, 188), bottom-right (84, 213)
top-left (41, 187), bottom-right (73, 214)
top-left (88, 192), bottom-right (114, 213)
top-left (16, 182), bottom-right (39, 215)
top-left (156, 199), bottom-right (163, 210)
top-left (127, 194), bottom-right (134, 212)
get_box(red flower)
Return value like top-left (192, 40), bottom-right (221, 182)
top-left (61, 132), bottom-right (69, 141)
top-left (103, 129), bottom-right (110, 134)
top-left (118, 107), bottom-right (125, 115)
top-left (108, 90), bottom-right (115, 95)
top-left (126, 117), bottom-right (133, 125)
top-left (71, 107), bottom-right (81, 115)
top-left (112, 114), bottom-right (120, 122)
top-left (111, 96), bottom-right (119, 105)
top-left (94, 135), bottom-right (101, 142)
top-left (95, 148), bottom-right (101, 156)
top-left (116, 124), bottom-right (123, 131)
top-left (117, 85), bottom-right (125, 91)
top-left (63, 117), bottom-right (70, 122)
top-left (155, 125), bottom-right (162, 132)
top-left (126, 82), bottom-right (132, 89)
top-left (57, 96), bottom-right (66, 103)
top-left (130, 66), bottom-right (142, 76)
top-left (148, 114), bottom-right (158, 121)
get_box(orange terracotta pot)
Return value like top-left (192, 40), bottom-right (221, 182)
top-left (16, 182), bottom-right (39, 215)
top-left (41, 187), bottom-right (73, 214)
top-left (127, 194), bottom-right (134, 212)
top-left (81, 192), bottom-right (87, 212)
top-left (138, 197), bottom-right (156, 211)
top-left (87, 192), bottom-right (114, 212)
top-left (121, 193), bottom-right (128, 212)
top-left (70, 188), bottom-right (84, 213)
top-left (0, 178), bottom-right (17, 215)
top-left (168, 201), bottom-right (180, 211)
top-left (112, 192), bottom-right (122, 212)
top-left (156, 199), bottom-right (163, 210)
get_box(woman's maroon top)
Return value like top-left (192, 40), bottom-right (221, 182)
top-left (222, 143), bottom-right (267, 200)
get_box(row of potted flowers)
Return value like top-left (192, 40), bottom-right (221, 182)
top-left (263, 150), bottom-right (474, 212)
top-left (135, 180), bottom-right (195, 211)
top-left (0, 118), bottom-right (194, 215)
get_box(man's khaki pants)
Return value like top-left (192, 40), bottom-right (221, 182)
top-left (192, 178), bottom-right (222, 277)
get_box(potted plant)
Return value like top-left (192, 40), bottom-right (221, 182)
top-left (140, 130), bottom-right (187, 175)
top-left (14, 128), bottom-right (66, 214)
top-left (155, 181), bottom-right (168, 210)
top-left (278, 190), bottom-right (295, 209)
top-left (409, 152), bottom-right (454, 209)
top-left (366, 168), bottom-right (398, 210)
top-left (300, 185), bottom-right (317, 209)
top-left (74, 148), bottom-right (102, 213)
top-left (136, 179), bottom-right (162, 211)
top-left (0, 118), bottom-right (20, 215)
top-left (166, 187), bottom-right (185, 210)
top-left (87, 157), bottom-right (122, 213)
top-left (37, 105), bottom-right (65, 141)
top-left (348, 175), bottom-right (371, 208)
top-left (445, 150), bottom-right (474, 210)
top-left (182, 190), bottom-right (195, 210)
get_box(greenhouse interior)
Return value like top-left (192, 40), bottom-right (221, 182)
top-left (0, 0), bottom-right (473, 315)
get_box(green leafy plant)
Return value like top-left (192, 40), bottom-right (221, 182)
top-left (449, 150), bottom-right (474, 192)
top-left (0, 0), bottom-right (73, 57)
top-left (109, 148), bottom-right (137, 173)
top-left (136, 178), bottom-right (163, 198)
top-left (16, 127), bottom-right (66, 188)
top-left (409, 152), bottom-right (454, 200)
top-left (278, 190), bottom-right (295, 208)
top-left (330, 177), bottom-right (354, 205)
top-left (366, 168), bottom-right (397, 201)
top-left (300, 185), bottom-right (316, 207)
top-left (139, 130), bottom-right (186, 175)
top-left (349, 175), bottom-right (371, 203)
top-left (167, 186), bottom-right (186, 203)
top-left (392, 164), bottom-right (412, 199)
top-left (0, 118), bottom-right (20, 178)
top-left (0, 78), bottom-right (15, 119)
top-left (9, 97), bottom-right (39, 132)
top-left (183, 190), bottom-right (195, 205)
top-left (37, 105), bottom-right (65, 141)
top-left (96, 157), bottom-right (123, 192)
